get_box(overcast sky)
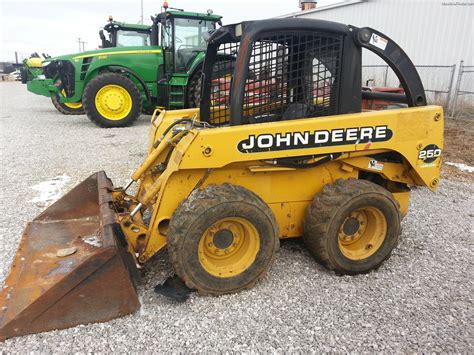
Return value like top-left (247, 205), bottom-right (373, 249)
top-left (0, 0), bottom-right (338, 62)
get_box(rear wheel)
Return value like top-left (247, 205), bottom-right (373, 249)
top-left (186, 67), bottom-right (202, 108)
top-left (303, 179), bottom-right (401, 275)
top-left (51, 90), bottom-right (84, 115)
top-left (167, 183), bottom-right (279, 295)
top-left (82, 73), bottom-right (142, 128)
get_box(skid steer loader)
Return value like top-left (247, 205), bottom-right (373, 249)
top-left (0, 19), bottom-right (443, 340)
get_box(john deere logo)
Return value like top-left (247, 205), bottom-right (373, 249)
top-left (237, 125), bottom-right (393, 153)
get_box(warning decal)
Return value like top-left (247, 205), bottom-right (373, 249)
top-left (369, 33), bottom-right (388, 50)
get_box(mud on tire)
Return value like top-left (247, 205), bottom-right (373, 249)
top-left (303, 179), bottom-right (401, 275)
top-left (167, 183), bottom-right (279, 295)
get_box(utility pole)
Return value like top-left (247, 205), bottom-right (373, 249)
top-left (77, 38), bottom-right (86, 52)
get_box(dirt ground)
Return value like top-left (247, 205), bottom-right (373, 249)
top-left (441, 116), bottom-right (474, 182)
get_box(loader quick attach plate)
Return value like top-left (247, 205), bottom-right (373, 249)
top-left (0, 172), bottom-right (140, 341)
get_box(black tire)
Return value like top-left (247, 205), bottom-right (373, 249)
top-left (167, 183), bottom-right (279, 295)
top-left (51, 94), bottom-right (85, 115)
top-left (82, 73), bottom-right (142, 128)
top-left (186, 67), bottom-right (202, 108)
top-left (186, 60), bottom-right (237, 108)
top-left (303, 179), bottom-right (401, 275)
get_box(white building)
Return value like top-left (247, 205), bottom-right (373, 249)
top-left (281, 0), bottom-right (473, 109)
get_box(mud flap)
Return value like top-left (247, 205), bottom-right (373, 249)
top-left (0, 171), bottom-right (140, 341)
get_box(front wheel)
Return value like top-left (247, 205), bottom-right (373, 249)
top-left (51, 90), bottom-right (84, 115)
top-left (82, 73), bottom-right (142, 128)
top-left (167, 184), bottom-right (279, 295)
top-left (303, 179), bottom-right (401, 275)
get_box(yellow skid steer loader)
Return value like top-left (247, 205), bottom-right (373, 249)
top-left (0, 19), bottom-right (443, 340)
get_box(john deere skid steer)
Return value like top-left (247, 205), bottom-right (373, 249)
top-left (0, 19), bottom-right (443, 340)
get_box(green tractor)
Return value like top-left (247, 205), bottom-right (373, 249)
top-left (21, 18), bottom-right (153, 115)
top-left (27, 7), bottom-right (223, 127)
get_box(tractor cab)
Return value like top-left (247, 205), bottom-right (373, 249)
top-left (156, 9), bottom-right (222, 73)
top-left (100, 17), bottom-right (151, 48)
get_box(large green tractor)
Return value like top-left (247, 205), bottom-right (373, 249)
top-left (27, 8), bottom-right (223, 127)
top-left (21, 18), bottom-right (153, 115)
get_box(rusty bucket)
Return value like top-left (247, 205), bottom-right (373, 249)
top-left (0, 172), bottom-right (140, 341)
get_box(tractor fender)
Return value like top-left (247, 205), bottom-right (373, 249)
top-left (186, 52), bottom-right (206, 76)
top-left (187, 53), bottom-right (236, 78)
top-left (85, 65), bottom-right (151, 101)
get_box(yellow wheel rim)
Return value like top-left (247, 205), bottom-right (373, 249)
top-left (94, 84), bottom-right (132, 120)
top-left (60, 89), bottom-right (82, 109)
top-left (338, 207), bottom-right (387, 260)
top-left (198, 217), bottom-right (260, 278)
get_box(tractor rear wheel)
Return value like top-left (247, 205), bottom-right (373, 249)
top-left (82, 73), bottom-right (142, 128)
top-left (167, 183), bottom-right (279, 295)
top-left (186, 68), bottom-right (202, 108)
top-left (51, 90), bottom-right (84, 115)
top-left (303, 179), bottom-right (401, 275)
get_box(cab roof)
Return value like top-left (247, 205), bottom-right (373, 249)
top-left (164, 10), bottom-right (222, 21)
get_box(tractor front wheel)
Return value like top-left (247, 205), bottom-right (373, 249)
top-left (51, 90), bottom-right (84, 115)
top-left (167, 184), bottom-right (279, 295)
top-left (83, 73), bottom-right (142, 128)
top-left (303, 179), bottom-right (401, 275)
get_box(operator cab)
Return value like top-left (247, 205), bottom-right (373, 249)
top-left (157, 9), bottom-right (222, 73)
top-left (100, 18), bottom-right (151, 48)
top-left (200, 19), bottom-right (426, 126)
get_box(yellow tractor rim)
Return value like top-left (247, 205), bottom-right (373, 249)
top-left (198, 217), bottom-right (260, 278)
top-left (94, 84), bottom-right (132, 120)
top-left (338, 207), bottom-right (387, 260)
top-left (60, 89), bottom-right (82, 109)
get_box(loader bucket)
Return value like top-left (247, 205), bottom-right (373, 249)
top-left (0, 171), bottom-right (140, 341)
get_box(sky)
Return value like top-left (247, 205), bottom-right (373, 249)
top-left (0, 0), bottom-right (338, 63)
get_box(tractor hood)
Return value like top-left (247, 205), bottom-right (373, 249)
top-left (44, 46), bottom-right (162, 65)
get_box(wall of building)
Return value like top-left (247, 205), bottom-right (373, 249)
top-left (282, 0), bottom-right (473, 111)
top-left (284, 0), bottom-right (473, 66)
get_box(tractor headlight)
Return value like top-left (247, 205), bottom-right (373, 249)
top-left (42, 61), bottom-right (51, 67)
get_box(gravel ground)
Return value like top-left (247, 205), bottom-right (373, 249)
top-left (0, 82), bottom-right (473, 352)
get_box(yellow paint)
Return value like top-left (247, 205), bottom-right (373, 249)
top-left (60, 89), bottom-right (82, 109)
top-left (94, 84), bottom-right (132, 120)
top-left (25, 57), bottom-right (43, 68)
top-left (198, 217), bottom-right (260, 278)
top-left (392, 191), bottom-right (410, 217)
top-left (73, 49), bottom-right (162, 60)
top-left (113, 105), bottom-right (443, 263)
top-left (337, 207), bottom-right (387, 260)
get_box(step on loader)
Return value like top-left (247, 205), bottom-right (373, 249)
top-left (0, 19), bottom-right (443, 340)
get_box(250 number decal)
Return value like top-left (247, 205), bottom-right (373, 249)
top-left (418, 144), bottom-right (442, 163)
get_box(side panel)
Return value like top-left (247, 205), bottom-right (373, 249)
top-left (180, 106), bottom-right (443, 188)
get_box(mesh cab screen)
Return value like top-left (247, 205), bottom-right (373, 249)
top-left (208, 42), bottom-right (240, 125)
top-left (207, 31), bottom-right (343, 126)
